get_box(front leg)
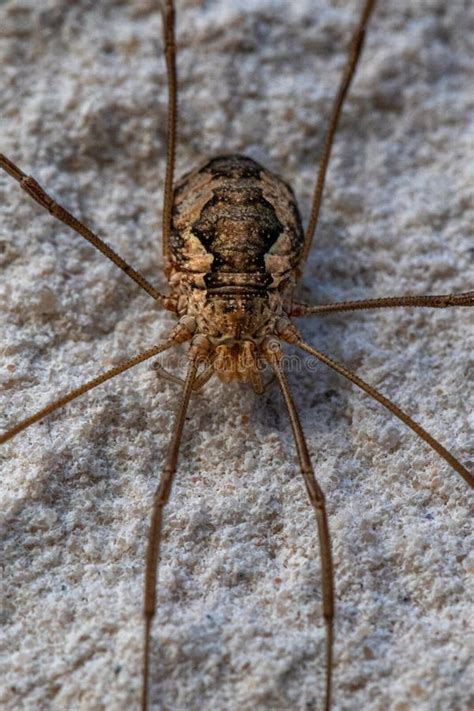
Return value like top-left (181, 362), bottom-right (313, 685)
top-left (142, 354), bottom-right (199, 710)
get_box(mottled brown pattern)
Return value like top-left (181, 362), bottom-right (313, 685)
top-left (169, 155), bottom-right (304, 288)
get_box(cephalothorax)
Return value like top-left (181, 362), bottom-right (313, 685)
top-left (1, 0), bottom-right (473, 709)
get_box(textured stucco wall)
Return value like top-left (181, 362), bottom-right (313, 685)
top-left (0, 1), bottom-right (472, 710)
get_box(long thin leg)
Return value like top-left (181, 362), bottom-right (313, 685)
top-left (161, 0), bottom-right (178, 265)
top-left (0, 339), bottom-right (182, 445)
top-left (0, 154), bottom-right (165, 304)
top-left (152, 354), bottom-right (215, 391)
top-left (152, 361), bottom-right (186, 388)
top-left (291, 291), bottom-right (474, 316)
top-left (302, 0), bottom-right (377, 263)
top-left (142, 356), bottom-right (198, 711)
top-left (264, 340), bottom-right (334, 711)
top-left (290, 337), bottom-right (473, 488)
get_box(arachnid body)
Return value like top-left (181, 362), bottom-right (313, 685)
top-left (1, 1), bottom-right (473, 710)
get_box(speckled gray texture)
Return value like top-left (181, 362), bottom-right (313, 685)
top-left (0, 1), bottom-right (473, 710)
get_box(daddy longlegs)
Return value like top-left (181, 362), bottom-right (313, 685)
top-left (1, 0), bottom-right (473, 709)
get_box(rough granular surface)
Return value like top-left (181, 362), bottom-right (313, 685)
top-left (0, 1), bottom-right (472, 710)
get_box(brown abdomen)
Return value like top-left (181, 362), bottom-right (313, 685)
top-left (170, 155), bottom-right (304, 289)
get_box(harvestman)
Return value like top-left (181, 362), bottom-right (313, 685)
top-left (1, 1), bottom-right (473, 709)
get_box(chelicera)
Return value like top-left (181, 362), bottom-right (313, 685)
top-left (1, 1), bottom-right (472, 709)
